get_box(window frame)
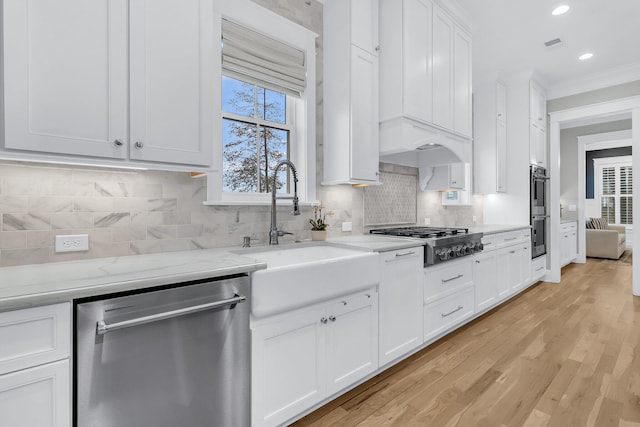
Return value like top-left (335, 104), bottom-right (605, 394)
top-left (594, 156), bottom-right (633, 225)
top-left (221, 79), bottom-right (296, 196)
top-left (207, 1), bottom-right (317, 205)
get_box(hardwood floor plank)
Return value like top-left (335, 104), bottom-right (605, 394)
top-left (291, 259), bottom-right (638, 427)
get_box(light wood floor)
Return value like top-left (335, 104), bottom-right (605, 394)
top-left (291, 257), bottom-right (639, 427)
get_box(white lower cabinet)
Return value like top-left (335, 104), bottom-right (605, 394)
top-left (424, 286), bottom-right (474, 342)
top-left (251, 289), bottom-right (378, 427)
top-left (0, 302), bottom-right (71, 427)
top-left (423, 258), bottom-right (474, 342)
top-left (531, 255), bottom-right (547, 281)
top-left (473, 249), bottom-right (497, 312)
top-left (378, 247), bottom-right (424, 367)
top-left (474, 229), bottom-right (537, 314)
top-left (0, 360), bottom-right (70, 427)
top-left (560, 222), bottom-right (578, 267)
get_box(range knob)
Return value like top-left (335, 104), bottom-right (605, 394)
top-left (475, 242), bottom-right (484, 251)
top-left (435, 248), bottom-right (448, 261)
top-left (455, 245), bottom-right (466, 256)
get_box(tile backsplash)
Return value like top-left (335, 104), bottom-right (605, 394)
top-left (0, 161), bottom-right (317, 267)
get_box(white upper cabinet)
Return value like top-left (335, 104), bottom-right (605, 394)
top-left (3, 0), bottom-right (128, 160)
top-left (323, 0), bottom-right (380, 185)
top-left (2, 0), bottom-right (214, 169)
top-left (129, 0), bottom-right (214, 166)
top-left (432, 6), bottom-right (455, 131)
top-left (379, 0), bottom-right (472, 156)
top-left (473, 81), bottom-right (507, 194)
top-left (350, 0), bottom-right (379, 55)
top-left (529, 80), bottom-right (547, 167)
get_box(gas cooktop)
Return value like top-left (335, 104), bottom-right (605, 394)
top-left (370, 226), bottom-right (483, 266)
top-left (369, 226), bottom-right (471, 239)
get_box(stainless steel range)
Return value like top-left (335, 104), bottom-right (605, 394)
top-left (370, 226), bottom-right (483, 266)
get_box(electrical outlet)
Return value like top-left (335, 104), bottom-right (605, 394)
top-left (341, 221), bottom-right (353, 232)
top-left (424, 218), bottom-right (431, 225)
top-left (55, 234), bottom-right (89, 253)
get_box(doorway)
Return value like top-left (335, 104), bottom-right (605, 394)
top-left (549, 96), bottom-right (640, 294)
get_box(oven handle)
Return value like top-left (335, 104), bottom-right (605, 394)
top-left (96, 294), bottom-right (247, 336)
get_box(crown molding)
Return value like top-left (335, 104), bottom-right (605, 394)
top-left (547, 62), bottom-right (640, 100)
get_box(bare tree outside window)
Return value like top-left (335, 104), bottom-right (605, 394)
top-left (222, 77), bottom-right (291, 194)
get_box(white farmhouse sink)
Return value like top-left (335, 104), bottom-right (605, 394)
top-left (234, 244), bottom-right (379, 318)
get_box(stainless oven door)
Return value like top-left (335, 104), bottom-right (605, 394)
top-left (532, 216), bottom-right (547, 258)
top-left (75, 276), bottom-right (250, 427)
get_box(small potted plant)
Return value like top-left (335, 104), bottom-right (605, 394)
top-left (309, 203), bottom-right (333, 241)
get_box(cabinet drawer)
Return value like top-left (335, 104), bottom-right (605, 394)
top-left (424, 286), bottom-right (474, 342)
top-left (424, 258), bottom-right (473, 303)
top-left (0, 303), bottom-right (70, 375)
top-left (531, 256), bottom-right (546, 280)
top-left (560, 222), bottom-right (577, 232)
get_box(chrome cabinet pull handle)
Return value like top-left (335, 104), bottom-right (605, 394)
top-left (441, 305), bottom-right (464, 318)
top-left (396, 251), bottom-right (416, 257)
top-left (441, 274), bottom-right (463, 284)
top-left (96, 294), bottom-right (246, 335)
top-left (134, 141), bottom-right (144, 149)
top-left (114, 139), bottom-right (124, 147)
top-left (504, 237), bottom-right (518, 242)
top-left (535, 266), bottom-right (544, 271)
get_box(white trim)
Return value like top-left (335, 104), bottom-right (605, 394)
top-left (578, 129), bottom-right (632, 147)
top-left (577, 131), bottom-right (632, 265)
top-left (547, 61), bottom-right (640, 100)
top-left (549, 95), bottom-right (640, 295)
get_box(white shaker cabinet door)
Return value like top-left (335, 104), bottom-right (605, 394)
top-left (252, 307), bottom-right (325, 427)
top-left (349, 45), bottom-right (379, 182)
top-left (432, 6), bottom-right (454, 131)
top-left (0, 360), bottom-right (70, 427)
top-left (3, 0), bottom-right (128, 159)
top-left (129, 0), bottom-right (214, 166)
top-left (453, 27), bottom-right (472, 137)
top-left (474, 250), bottom-right (498, 312)
top-left (325, 292), bottom-right (378, 395)
top-left (378, 248), bottom-right (424, 366)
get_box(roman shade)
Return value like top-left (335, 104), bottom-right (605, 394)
top-left (221, 19), bottom-right (307, 97)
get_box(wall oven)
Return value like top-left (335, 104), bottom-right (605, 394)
top-left (530, 165), bottom-right (548, 258)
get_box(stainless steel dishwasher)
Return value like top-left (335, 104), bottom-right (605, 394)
top-left (75, 275), bottom-right (250, 427)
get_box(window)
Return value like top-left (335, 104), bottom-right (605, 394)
top-left (207, 2), bottom-right (316, 205)
top-left (595, 156), bottom-right (633, 225)
top-left (221, 76), bottom-right (293, 195)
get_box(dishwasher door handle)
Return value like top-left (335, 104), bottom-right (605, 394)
top-left (96, 294), bottom-right (247, 335)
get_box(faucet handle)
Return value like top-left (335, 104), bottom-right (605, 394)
top-left (277, 231), bottom-right (294, 237)
top-left (242, 236), bottom-right (258, 248)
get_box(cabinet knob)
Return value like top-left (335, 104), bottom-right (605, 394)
top-left (329, 315), bottom-right (336, 322)
top-left (320, 317), bottom-right (328, 324)
top-left (341, 300), bottom-right (348, 305)
top-left (375, 45), bottom-right (380, 52)
top-left (114, 139), bottom-right (124, 147)
top-left (134, 141), bottom-right (144, 149)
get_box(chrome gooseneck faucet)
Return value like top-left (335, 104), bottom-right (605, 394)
top-left (269, 160), bottom-right (300, 245)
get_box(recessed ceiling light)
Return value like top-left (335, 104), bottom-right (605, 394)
top-left (579, 52), bottom-right (594, 60)
top-left (552, 5), bottom-right (570, 15)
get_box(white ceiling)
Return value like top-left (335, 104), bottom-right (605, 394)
top-left (455, 0), bottom-right (640, 98)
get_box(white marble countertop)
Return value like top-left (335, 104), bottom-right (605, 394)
top-left (466, 224), bottom-right (532, 235)
top-left (326, 235), bottom-right (426, 252)
top-left (0, 249), bottom-right (266, 311)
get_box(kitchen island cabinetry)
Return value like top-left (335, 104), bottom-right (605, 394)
top-left (251, 289), bottom-right (378, 427)
top-left (0, 303), bottom-right (71, 427)
top-left (2, 0), bottom-right (214, 169)
top-left (378, 247), bottom-right (424, 367)
top-left (323, 0), bottom-right (380, 185)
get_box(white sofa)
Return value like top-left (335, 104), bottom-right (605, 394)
top-left (586, 225), bottom-right (626, 259)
